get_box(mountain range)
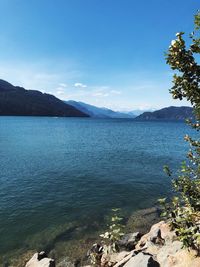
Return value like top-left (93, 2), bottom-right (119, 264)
top-left (0, 79), bottom-right (193, 120)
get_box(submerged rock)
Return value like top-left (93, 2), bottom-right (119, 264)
top-left (57, 258), bottom-right (75, 267)
top-left (126, 207), bottom-right (160, 235)
top-left (117, 232), bottom-right (141, 250)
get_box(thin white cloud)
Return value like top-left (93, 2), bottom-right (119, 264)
top-left (55, 86), bottom-right (66, 96)
top-left (90, 87), bottom-right (121, 98)
top-left (56, 91), bottom-right (65, 95)
top-left (59, 83), bottom-right (67, 87)
top-left (110, 90), bottom-right (121, 95)
top-left (93, 92), bottom-right (109, 97)
top-left (55, 86), bottom-right (65, 91)
top-left (74, 82), bottom-right (87, 88)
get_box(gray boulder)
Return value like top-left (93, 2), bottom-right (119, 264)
top-left (25, 251), bottom-right (55, 267)
top-left (123, 252), bottom-right (160, 267)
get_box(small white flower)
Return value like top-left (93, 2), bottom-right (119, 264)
top-left (103, 232), bottom-right (110, 238)
top-left (171, 40), bottom-right (176, 46)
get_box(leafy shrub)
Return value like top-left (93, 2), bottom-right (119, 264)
top-left (100, 208), bottom-right (124, 254)
top-left (159, 11), bottom-right (200, 252)
top-left (88, 209), bottom-right (124, 266)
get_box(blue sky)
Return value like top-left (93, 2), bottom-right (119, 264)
top-left (0, 0), bottom-right (199, 110)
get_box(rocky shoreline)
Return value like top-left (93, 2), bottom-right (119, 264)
top-left (4, 207), bottom-right (200, 267)
top-left (24, 220), bottom-right (200, 267)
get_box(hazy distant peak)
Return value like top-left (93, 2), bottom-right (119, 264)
top-left (65, 100), bottom-right (136, 118)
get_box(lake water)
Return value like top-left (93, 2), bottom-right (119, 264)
top-left (0, 117), bottom-right (195, 262)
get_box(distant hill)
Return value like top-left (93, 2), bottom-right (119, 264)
top-left (0, 79), bottom-right (88, 117)
top-left (65, 100), bottom-right (135, 118)
top-left (134, 106), bottom-right (193, 121)
top-left (123, 109), bottom-right (154, 116)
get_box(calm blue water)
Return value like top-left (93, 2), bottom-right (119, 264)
top-left (0, 117), bottom-right (195, 257)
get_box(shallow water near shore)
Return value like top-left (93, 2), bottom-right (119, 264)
top-left (0, 117), bottom-right (196, 264)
